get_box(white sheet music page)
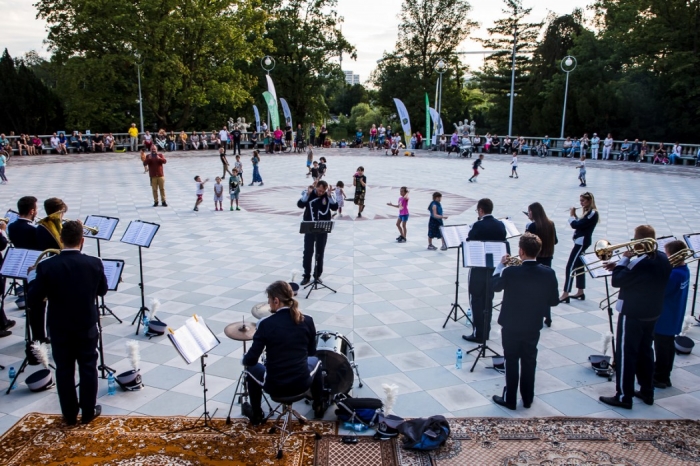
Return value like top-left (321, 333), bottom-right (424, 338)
top-left (684, 234), bottom-right (700, 259)
top-left (135, 223), bottom-right (158, 247)
top-left (101, 260), bottom-right (123, 291)
top-left (185, 316), bottom-right (219, 353)
top-left (169, 328), bottom-right (203, 364)
top-left (121, 221), bottom-right (142, 245)
top-left (463, 241), bottom-right (485, 267)
top-left (0, 248), bottom-right (27, 278)
top-left (484, 242), bottom-right (508, 263)
top-left (4, 210), bottom-right (19, 224)
top-left (84, 216), bottom-right (119, 241)
top-left (580, 252), bottom-right (617, 278)
top-left (441, 225), bottom-right (470, 249)
top-left (501, 219), bottom-right (520, 238)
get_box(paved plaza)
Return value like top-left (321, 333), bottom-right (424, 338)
top-left (1, 149), bottom-right (700, 434)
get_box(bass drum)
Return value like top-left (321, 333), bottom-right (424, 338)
top-left (315, 331), bottom-right (355, 396)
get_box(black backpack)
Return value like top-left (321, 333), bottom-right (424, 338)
top-left (398, 415), bottom-right (451, 451)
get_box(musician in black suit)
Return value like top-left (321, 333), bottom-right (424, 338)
top-left (7, 196), bottom-right (39, 250)
top-left (463, 198), bottom-right (507, 343)
top-left (599, 225), bottom-right (671, 409)
top-left (28, 221), bottom-right (108, 425)
top-left (491, 233), bottom-right (560, 410)
top-left (297, 180), bottom-right (338, 285)
top-left (0, 220), bottom-right (12, 337)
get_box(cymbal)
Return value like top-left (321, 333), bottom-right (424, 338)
top-left (251, 302), bottom-right (272, 319)
top-left (224, 321), bottom-right (257, 341)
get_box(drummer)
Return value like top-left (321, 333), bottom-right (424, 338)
top-left (243, 281), bottom-right (325, 424)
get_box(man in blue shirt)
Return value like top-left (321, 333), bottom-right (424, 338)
top-left (619, 139), bottom-right (631, 161)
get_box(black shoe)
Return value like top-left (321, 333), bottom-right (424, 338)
top-left (153, 202), bottom-right (158, 207)
top-left (599, 395), bottom-right (632, 409)
top-left (0, 329), bottom-right (11, 338)
top-left (250, 409), bottom-right (266, 426)
top-left (300, 276), bottom-right (311, 286)
top-left (559, 297), bottom-right (570, 304)
top-left (634, 391), bottom-right (654, 405)
top-left (571, 293), bottom-right (585, 301)
top-left (64, 417), bottom-right (78, 426)
top-left (82, 405), bottom-right (102, 424)
top-left (161, 201), bottom-right (168, 207)
top-left (1, 320), bottom-right (15, 331)
top-left (313, 402), bottom-right (326, 419)
top-left (544, 318), bottom-right (552, 328)
top-left (653, 379), bottom-right (668, 389)
top-left (241, 401), bottom-right (253, 420)
top-left (462, 334), bottom-right (479, 343)
top-left (492, 395), bottom-right (516, 410)
top-left (314, 277), bottom-right (323, 284)
top-left (523, 400), bottom-right (532, 409)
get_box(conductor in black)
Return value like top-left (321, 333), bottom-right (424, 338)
top-left (462, 198), bottom-right (507, 343)
top-left (599, 225), bottom-right (671, 409)
top-left (298, 180), bottom-right (338, 286)
top-left (491, 233), bottom-right (559, 410)
top-left (28, 221), bottom-right (109, 425)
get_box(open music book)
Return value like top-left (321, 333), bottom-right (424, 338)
top-left (462, 241), bottom-right (509, 268)
top-left (120, 220), bottom-right (160, 248)
top-left (168, 315), bottom-right (220, 364)
top-left (500, 218), bottom-right (521, 238)
top-left (440, 224), bottom-right (471, 249)
top-left (84, 215), bottom-right (119, 241)
top-left (684, 234), bottom-right (700, 260)
top-left (0, 248), bottom-right (42, 279)
top-left (101, 259), bottom-right (125, 291)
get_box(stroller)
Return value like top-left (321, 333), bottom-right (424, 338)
top-left (459, 137), bottom-right (473, 158)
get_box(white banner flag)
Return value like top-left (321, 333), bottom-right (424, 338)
top-left (429, 107), bottom-right (444, 137)
top-left (280, 98), bottom-right (293, 129)
top-left (266, 75), bottom-right (277, 101)
top-left (393, 98), bottom-right (412, 148)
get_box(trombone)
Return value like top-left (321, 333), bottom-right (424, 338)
top-left (668, 247), bottom-right (699, 267)
top-left (571, 238), bottom-right (658, 277)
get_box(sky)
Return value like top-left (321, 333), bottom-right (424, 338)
top-left (0, 0), bottom-right (586, 82)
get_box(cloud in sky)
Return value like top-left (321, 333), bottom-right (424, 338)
top-left (1, 0), bottom-right (586, 82)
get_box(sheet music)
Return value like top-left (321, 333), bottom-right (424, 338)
top-left (0, 248), bottom-right (43, 279)
top-left (440, 224), bottom-right (471, 249)
top-left (4, 210), bottom-right (19, 224)
top-left (684, 234), bottom-right (700, 259)
top-left (462, 241), bottom-right (508, 268)
top-left (501, 218), bottom-right (521, 238)
top-left (120, 221), bottom-right (159, 247)
top-left (168, 315), bottom-right (220, 364)
top-left (84, 215), bottom-right (119, 241)
top-left (102, 259), bottom-right (124, 291)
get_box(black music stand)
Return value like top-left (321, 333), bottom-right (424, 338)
top-left (463, 242), bottom-right (509, 372)
top-left (683, 234), bottom-right (700, 317)
top-left (120, 220), bottom-right (160, 335)
top-left (96, 259), bottom-right (125, 379)
top-left (440, 225), bottom-right (473, 328)
top-left (85, 215), bottom-right (121, 322)
top-left (2, 210), bottom-right (22, 306)
top-left (299, 221), bottom-right (337, 299)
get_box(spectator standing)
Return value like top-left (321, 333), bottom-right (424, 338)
top-left (309, 123), bottom-right (316, 147)
top-left (232, 126), bottom-right (242, 155)
top-left (590, 133), bottom-right (600, 160)
top-left (580, 133), bottom-right (589, 156)
top-left (602, 133), bottom-right (613, 160)
top-left (353, 166), bottom-right (367, 218)
top-left (143, 145), bottom-right (168, 206)
top-left (219, 126), bottom-right (230, 151)
top-left (250, 150), bottom-right (263, 186)
top-left (128, 123), bottom-right (139, 152)
top-left (318, 125), bottom-right (328, 148)
top-left (0, 151), bottom-right (8, 184)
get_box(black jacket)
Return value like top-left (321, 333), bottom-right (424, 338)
top-left (36, 225), bottom-right (61, 251)
top-left (28, 250), bottom-right (108, 340)
top-left (612, 252), bottom-right (672, 320)
top-left (242, 307), bottom-right (317, 395)
top-left (467, 215), bottom-right (508, 288)
top-left (570, 210), bottom-right (598, 248)
top-left (298, 189), bottom-right (338, 222)
top-left (8, 219), bottom-right (39, 250)
top-left (493, 261), bottom-right (559, 333)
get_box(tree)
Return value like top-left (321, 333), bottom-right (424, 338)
top-left (35, 0), bottom-right (269, 130)
top-left (327, 83), bottom-right (369, 117)
top-left (372, 0), bottom-right (478, 133)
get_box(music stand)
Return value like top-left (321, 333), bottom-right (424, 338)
top-left (3, 210), bottom-right (22, 299)
top-left (440, 224), bottom-right (472, 328)
top-left (501, 217), bottom-right (521, 239)
top-left (463, 241), bottom-right (509, 372)
top-left (96, 259), bottom-right (125, 379)
top-left (85, 215), bottom-right (121, 322)
top-left (299, 221), bottom-right (337, 298)
top-left (1, 248), bottom-right (46, 393)
top-left (120, 220), bottom-right (160, 335)
top-left (683, 234), bottom-right (700, 317)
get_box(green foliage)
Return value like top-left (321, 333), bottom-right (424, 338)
top-left (348, 103), bottom-right (383, 132)
top-left (327, 84), bottom-right (369, 117)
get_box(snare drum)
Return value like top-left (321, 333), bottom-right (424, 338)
top-left (315, 331), bottom-right (355, 396)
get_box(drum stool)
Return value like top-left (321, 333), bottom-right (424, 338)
top-left (265, 391), bottom-right (322, 459)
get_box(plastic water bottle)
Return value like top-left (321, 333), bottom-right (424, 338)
top-left (107, 372), bottom-right (117, 396)
top-left (142, 315), bottom-right (150, 335)
top-left (8, 366), bottom-right (16, 389)
top-left (467, 308), bottom-right (472, 319)
top-left (343, 421), bottom-right (368, 432)
top-left (456, 348), bottom-right (463, 370)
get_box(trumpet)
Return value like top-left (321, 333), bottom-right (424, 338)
top-left (571, 238), bottom-right (658, 277)
top-left (83, 224), bottom-right (99, 236)
top-left (0, 217), bottom-right (9, 224)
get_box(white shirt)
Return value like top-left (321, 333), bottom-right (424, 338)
top-left (604, 137), bottom-right (613, 147)
top-left (195, 181), bottom-right (205, 195)
top-left (50, 136), bottom-right (59, 147)
top-left (512, 155), bottom-right (518, 166)
top-left (219, 130), bottom-right (229, 142)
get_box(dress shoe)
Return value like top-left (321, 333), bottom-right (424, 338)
top-left (523, 401), bottom-right (532, 409)
top-left (300, 276), bottom-right (311, 286)
top-left (153, 202), bottom-right (158, 207)
top-left (570, 293), bottom-right (586, 301)
top-left (492, 395), bottom-right (516, 410)
top-left (653, 379), bottom-right (668, 389)
top-left (161, 201), bottom-right (168, 207)
top-left (250, 409), bottom-right (266, 426)
top-left (1, 320), bottom-right (16, 331)
top-left (462, 334), bottom-right (479, 343)
top-left (544, 318), bottom-right (552, 328)
top-left (634, 391), bottom-right (654, 405)
top-left (0, 329), bottom-right (11, 338)
top-left (64, 417), bottom-right (78, 426)
top-left (559, 297), bottom-right (570, 304)
top-left (599, 395), bottom-right (632, 409)
top-left (82, 405), bottom-right (102, 424)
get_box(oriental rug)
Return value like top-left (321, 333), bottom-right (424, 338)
top-left (0, 413), bottom-right (336, 466)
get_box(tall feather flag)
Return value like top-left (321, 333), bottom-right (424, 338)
top-left (393, 98), bottom-right (412, 148)
top-left (252, 105), bottom-right (261, 132)
top-left (280, 98), bottom-right (293, 129)
top-left (263, 91), bottom-right (280, 130)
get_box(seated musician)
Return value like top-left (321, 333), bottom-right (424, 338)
top-left (243, 281), bottom-right (325, 425)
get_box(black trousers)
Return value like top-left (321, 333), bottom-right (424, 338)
top-left (536, 257), bottom-right (553, 322)
top-left (246, 358), bottom-right (323, 413)
top-left (303, 233), bottom-right (328, 279)
top-left (502, 329), bottom-right (540, 406)
top-left (654, 333), bottom-right (675, 384)
top-left (469, 269), bottom-right (494, 340)
top-left (563, 243), bottom-right (588, 292)
top-left (233, 139), bottom-right (241, 155)
top-left (0, 276), bottom-right (8, 328)
top-left (51, 329), bottom-right (99, 422)
top-left (616, 315), bottom-right (656, 402)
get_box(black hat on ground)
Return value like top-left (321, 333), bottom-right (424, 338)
top-left (373, 414), bottom-right (404, 440)
top-left (116, 369), bottom-right (144, 391)
top-left (26, 368), bottom-right (54, 392)
top-left (675, 335), bottom-right (694, 355)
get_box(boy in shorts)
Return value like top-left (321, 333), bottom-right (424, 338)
top-left (468, 154), bottom-right (485, 183)
top-left (229, 168), bottom-right (242, 211)
top-left (194, 175), bottom-right (209, 211)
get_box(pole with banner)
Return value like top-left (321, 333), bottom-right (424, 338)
top-left (425, 93), bottom-right (431, 149)
top-left (280, 98), bottom-right (293, 129)
top-left (393, 98), bottom-right (412, 149)
top-left (252, 105), bottom-right (261, 132)
top-left (262, 91), bottom-right (280, 130)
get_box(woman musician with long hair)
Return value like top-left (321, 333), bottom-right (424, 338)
top-left (560, 192), bottom-right (599, 304)
top-left (526, 202), bottom-right (558, 326)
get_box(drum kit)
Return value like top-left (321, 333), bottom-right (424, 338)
top-left (224, 301), bottom-right (364, 422)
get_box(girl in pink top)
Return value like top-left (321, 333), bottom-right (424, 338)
top-left (387, 187), bottom-right (409, 242)
top-left (369, 124), bottom-right (378, 151)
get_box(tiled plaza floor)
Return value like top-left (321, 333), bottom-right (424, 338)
top-left (1, 148), bottom-right (699, 434)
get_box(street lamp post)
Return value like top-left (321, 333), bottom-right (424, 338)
top-left (507, 26), bottom-right (517, 137)
top-left (134, 52), bottom-right (145, 134)
top-left (435, 58), bottom-right (447, 141)
top-left (560, 55), bottom-right (577, 139)
top-left (261, 55), bottom-right (276, 130)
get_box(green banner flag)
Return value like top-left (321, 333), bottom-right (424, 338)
top-left (262, 91), bottom-right (280, 130)
top-left (425, 93), bottom-right (431, 149)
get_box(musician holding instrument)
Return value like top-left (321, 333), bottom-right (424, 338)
top-left (652, 240), bottom-right (691, 389)
top-left (0, 218), bottom-right (13, 338)
top-left (462, 198), bottom-right (507, 343)
top-left (8, 195), bottom-right (39, 250)
top-left (36, 197), bottom-right (67, 250)
top-left (598, 225), bottom-right (671, 410)
top-left (27, 221), bottom-right (108, 425)
top-left (243, 281), bottom-right (324, 424)
top-left (297, 180), bottom-right (338, 286)
top-left (491, 233), bottom-right (559, 410)
top-left (560, 192), bottom-right (599, 303)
